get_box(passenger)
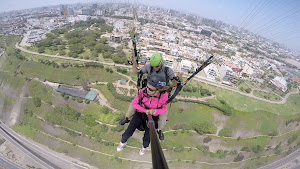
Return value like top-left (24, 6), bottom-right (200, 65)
top-left (117, 74), bottom-right (168, 155)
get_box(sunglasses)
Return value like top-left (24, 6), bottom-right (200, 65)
top-left (147, 86), bottom-right (157, 92)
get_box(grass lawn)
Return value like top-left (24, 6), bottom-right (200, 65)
top-left (82, 103), bottom-right (120, 124)
top-left (165, 102), bottom-right (216, 130)
top-left (224, 110), bottom-right (285, 135)
top-left (253, 90), bottom-right (281, 101)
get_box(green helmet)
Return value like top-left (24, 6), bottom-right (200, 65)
top-left (150, 53), bottom-right (163, 67)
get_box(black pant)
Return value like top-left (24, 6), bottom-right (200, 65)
top-left (121, 112), bottom-right (158, 148)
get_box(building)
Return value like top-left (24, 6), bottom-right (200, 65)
top-left (291, 76), bottom-right (300, 86)
top-left (241, 64), bottom-right (254, 77)
top-left (27, 33), bottom-right (42, 43)
top-left (200, 29), bottom-right (212, 37)
top-left (219, 64), bottom-right (234, 83)
top-left (204, 63), bottom-right (219, 80)
top-left (96, 10), bottom-right (103, 16)
top-left (110, 34), bottom-right (123, 43)
top-left (82, 8), bottom-right (93, 15)
top-left (180, 59), bottom-right (193, 73)
top-left (270, 76), bottom-right (287, 92)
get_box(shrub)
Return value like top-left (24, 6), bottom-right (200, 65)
top-left (64, 95), bottom-right (69, 100)
top-left (220, 99), bottom-right (227, 105)
top-left (288, 135), bottom-right (297, 145)
top-left (81, 114), bottom-right (97, 127)
top-left (77, 98), bottom-right (83, 103)
top-left (241, 147), bottom-right (251, 152)
top-left (102, 107), bottom-right (110, 114)
top-left (112, 125), bottom-right (124, 132)
top-left (230, 150), bottom-right (238, 155)
top-left (203, 137), bottom-right (212, 143)
top-left (95, 136), bottom-right (102, 143)
top-left (215, 149), bottom-right (226, 158)
top-left (24, 109), bottom-right (33, 117)
top-left (196, 145), bottom-right (209, 154)
top-left (268, 130), bottom-right (278, 136)
top-left (192, 121), bottom-right (217, 135)
top-left (233, 153), bottom-right (244, 162)
top-left (219, 128), bottom-right (232, 137)
top-left (115, 114), bottom-right (125, 122)
top-left (54, 106), bottom-right (81, 122)
top-left (252, 145), bottom-right (264, 154)
top-left (33, 97), bottom-right (41, 107)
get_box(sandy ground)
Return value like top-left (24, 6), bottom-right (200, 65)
top-left (211, 110), bottom-right (230, 135)
top-left (8, 81), bottom-right (28, 126)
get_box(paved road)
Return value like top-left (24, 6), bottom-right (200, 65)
top-left (0, 121), bottom-right (87, 169)
top-left (259, 148), bottom-right (300, 169)
top-left (0, 155), bottom-right (24, 169)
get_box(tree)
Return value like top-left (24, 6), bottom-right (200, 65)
top-left (99, 38), bottom-right (108, 44)
top-left (81, 79), bottom-right (90, 91)
top-left (245, 88), bottom-right (251, 93)
top-left (103, 52), bottom-right (112, 59)
top-left (38, 47), bottom-right (45, 53)
top-left (69, 44), bottom-right (84, 54)
top-left (59, 50), bottom-right (66, 56)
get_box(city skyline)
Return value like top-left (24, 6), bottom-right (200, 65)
top-left (0, 0), bottom-right (299, 53)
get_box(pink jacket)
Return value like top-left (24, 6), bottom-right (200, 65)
top-left (131, 88), bottom-right (168, 116)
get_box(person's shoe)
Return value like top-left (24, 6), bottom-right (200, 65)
top-left (117, 142), bottom-right (127, 152)
top-left (119, 117), bottom-right (130, 125)
top-left (157, 130), bottom-right (164, 140)
top-left (139, 147), bottom-right (147, 155)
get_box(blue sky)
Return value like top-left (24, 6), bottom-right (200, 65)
top-left (1, 0), bottom-right (299, 52)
